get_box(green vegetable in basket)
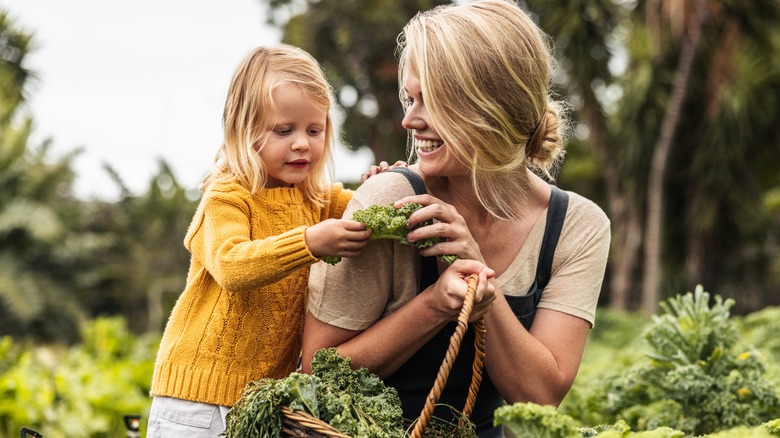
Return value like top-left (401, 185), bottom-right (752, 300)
top-left (224, 348), bottom-right (404, 438)
top-left (322, 202), bottom-right (457, 265)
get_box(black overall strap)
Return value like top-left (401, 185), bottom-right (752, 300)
top-left (385, 167), bottom-right (439, 290)
top-left (387, 167), bottom-right (426, 195)
top-left (536, 185), bottom-right (569, 289)
top-left (507, 185), bottom-right (569, 330)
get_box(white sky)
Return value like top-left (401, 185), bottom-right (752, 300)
top-left (2, 0), bottom-right (374, 200)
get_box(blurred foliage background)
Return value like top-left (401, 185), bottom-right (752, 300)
top-left (1, 0), bottom-right (780, 435)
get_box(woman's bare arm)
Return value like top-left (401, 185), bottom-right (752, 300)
top-left (301, 260), bottom-right (495, 377)
top-left (483, 292), bottom-right (591, 406)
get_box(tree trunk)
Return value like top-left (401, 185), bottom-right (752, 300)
top-left (611, 207), bottom-right (643, 309)
top-left (580, 102), bottom-right (641, 310)
top-left (641, 0), bottom-right (708, 315)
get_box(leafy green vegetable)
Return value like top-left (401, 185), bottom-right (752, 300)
top-left (310, 347), bottom-right (404, 436)
top-left (322, 202), bottom-right (457, 265)
top-left (224, 374), bottom-right (321, 437)
top-left (224, 348), bottom-right (404, 438)
top-left (588, 286), bottom-right (780, 435)
top-left (577, 419), bottom-right (631, 437)
top-left (0, 317), bottom-right (158, 437)
top-left (320, 255), bottom-right (342, 265)
top-left (493, 402), bottom-right (581, 438)
top-left (762, 418), bottom-right (780, 435)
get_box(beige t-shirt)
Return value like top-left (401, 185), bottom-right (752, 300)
top-left (308, 171), bottom-right (611, 330)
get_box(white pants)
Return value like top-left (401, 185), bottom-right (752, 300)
top-left (146, 396), bottom-right (231, 438)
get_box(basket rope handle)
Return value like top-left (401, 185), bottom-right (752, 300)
top-left (410, 273), bottom-right (487, 438)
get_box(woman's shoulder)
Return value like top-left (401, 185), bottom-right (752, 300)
top-left (557, 189), bottom-right (611, 255)
top-left (562, 190), bottom-right (610, 229)
top-left (353, 169), bottom-right (420, 206)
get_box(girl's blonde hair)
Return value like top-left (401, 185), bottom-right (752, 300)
top-left (398, 0), bottom-right (569, 220)
top-left (203, 44), bottom-right (335, 204)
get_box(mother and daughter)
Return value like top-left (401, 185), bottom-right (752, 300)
top-left (148, 1), bottom-right (610, 437)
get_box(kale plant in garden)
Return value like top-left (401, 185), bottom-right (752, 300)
top-left (587, 286), bottom-right (780, 435)
top-left (735, 306), bottom-right (780, 384)
top-left (494, 400), bottom-right (780, 438)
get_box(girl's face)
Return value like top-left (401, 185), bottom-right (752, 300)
top-left (401, 70), bottom-right (467, 177)
top-left (260, 82), bottom-right (327, 188)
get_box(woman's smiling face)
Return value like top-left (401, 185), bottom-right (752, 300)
top-left (401, 70), bottom-right (468, 178)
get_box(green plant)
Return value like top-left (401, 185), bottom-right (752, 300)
top-left (323, 202), bottom-right (456, 265)
top-left (735, 307), bottom-right (780, 371)
top-left (561, 307), bottom-right (648, 425)
top-left (225, 348), bottom-right (404, 438)
top-left (0, 317), bottom-right (158, 437)
top-left (596, 286), bottom-right (780, 435)
top-left (494, 402), bottom-right (581, 438)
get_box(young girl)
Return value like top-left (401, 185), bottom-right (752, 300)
top-left (147, 45), bottom-right (373, 437)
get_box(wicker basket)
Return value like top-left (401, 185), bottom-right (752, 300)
top-left (281, 274), bottom-right (487, 437)
top-left (281, 406), bottom-right (351, 437)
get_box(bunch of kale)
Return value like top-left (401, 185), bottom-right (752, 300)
top-left (322, 202), bottom-right (457, 265)
top-left (224, 348), bottom-right (404, 438)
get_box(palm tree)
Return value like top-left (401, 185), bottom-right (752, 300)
top-left (529, 0), bottom-right (641, 309)
top-left (536, 0), bottom-right (780, 312)
top-left (0, 11), bottom-right (113, 341)
top-left (0, 107), bottom-right (91, 341)
top-left (672, 0), bottom-right (780, 311)
top-left (0, 11), bottom-right (32, 125)
top-left (641, 0), bottom-right (708, 314)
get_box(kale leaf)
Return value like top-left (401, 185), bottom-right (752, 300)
top-left (224, 348), bottom-right (404, 438)
top-left (322, 202), bottom-right (457, 265)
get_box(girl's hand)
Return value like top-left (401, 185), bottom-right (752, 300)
top-left (394, 194), bottom-right (483, 262)
top-left (305, 219), bottom-right (372, 258)
top-left (360, 160), bottom-right (408, 183)
top-left (425, 259), bottom-right (496, 323)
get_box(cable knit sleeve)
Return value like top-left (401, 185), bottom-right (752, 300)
top-left (186, 183), bottom-right (318, 292)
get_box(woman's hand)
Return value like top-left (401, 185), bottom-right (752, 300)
top-left (425, 259), bottom-right (496, 323)
top-left (394, 194), bottom-right (483, 262)
top-left (305, 219), bottom-right (372, 258)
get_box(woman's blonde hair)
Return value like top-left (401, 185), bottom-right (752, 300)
top-left (398, 0), bottom-right (569, 220)
top-left (203, 44), bottom-right (335, 204)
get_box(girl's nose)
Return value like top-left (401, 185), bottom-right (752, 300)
top-left (291, 134), bottom-right (310, 151)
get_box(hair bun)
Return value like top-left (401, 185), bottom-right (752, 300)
top-left (526, 104), bottom-right (566, 180)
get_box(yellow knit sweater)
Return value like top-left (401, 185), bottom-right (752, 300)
top-left (150, 181), bottom-right (352, 406)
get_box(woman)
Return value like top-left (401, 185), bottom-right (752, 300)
top-left (302, 1), bottom-right (611, 436)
